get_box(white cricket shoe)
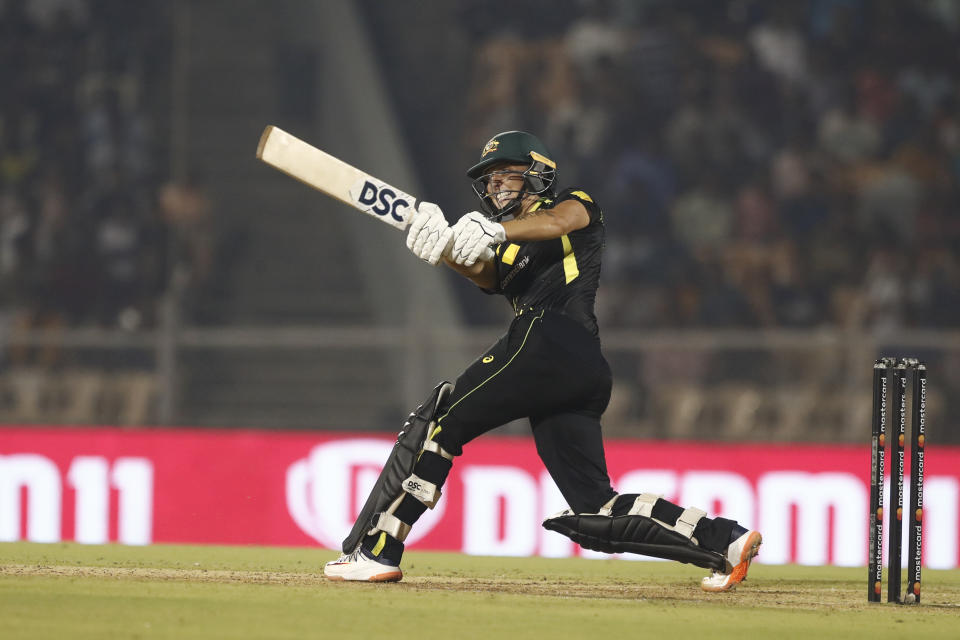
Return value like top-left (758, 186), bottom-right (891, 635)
top-left (323, 547), bottom-right (403, 583)
top-left (701, 530), bottom-right (762, 593)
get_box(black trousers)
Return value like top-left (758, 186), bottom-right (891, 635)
top-left (368, 308), bottom-right (737, 562)
top-left (433, 309), bottom-right (617, 514)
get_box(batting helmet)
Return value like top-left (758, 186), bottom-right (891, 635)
top-left (467, 131), bottom-right (557, 219)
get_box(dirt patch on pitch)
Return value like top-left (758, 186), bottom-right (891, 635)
top-left (410, 576), bottom-right (960, 612)
top-left (401, 576), bottom-right (861, 609)
top-left (0, 564), bottom-right (327, 586)
top-left (4, 564), bottom-right (958, 613)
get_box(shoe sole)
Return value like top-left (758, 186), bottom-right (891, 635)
top-left (325, 570), bottom-right (403, 583)
top-left (702, 532), bottom-right (762, 593)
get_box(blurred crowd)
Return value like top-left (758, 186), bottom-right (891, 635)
top-left (458, 0), bottom-right (960, 331)
top-left (6, 0), bottom-right (957, 339)
top-left (0, 0), bottom-right (216, 354)
top-left (1, 0), bottom-right (957, 433)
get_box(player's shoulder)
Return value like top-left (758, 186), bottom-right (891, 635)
top-left (555, 186), bottom-right (598, 207)
top-left (553, 186), bottom-right (602, 225)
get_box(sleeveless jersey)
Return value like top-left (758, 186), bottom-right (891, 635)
top-left (486, 187), bottom-right (604, 336)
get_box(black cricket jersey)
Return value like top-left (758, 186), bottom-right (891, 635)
top-left (486, 187), bottom-right (604, 336)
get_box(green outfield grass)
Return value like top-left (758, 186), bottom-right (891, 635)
top-left (1, 543), bottom-right (958, 639)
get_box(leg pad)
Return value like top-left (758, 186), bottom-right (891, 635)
top-left (341, 381), bottom-right (453, 553)
top-left (543, 512), bottom-right (727, 571)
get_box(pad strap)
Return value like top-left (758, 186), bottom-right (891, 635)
top-left (403, 473), bottom-right (441, 508)
top-left (422, 438), bottom-right (454, 461)
top-left (625, 495), bottom-right (703, 541)
top-left (369, 495), bottom-right (413, 541)
top-left (675, 507), bottom-right (706, 540)
top-left (627, 493), bottom-right (659, 518)
top-left (372, 512), bottom-right (412, 542)
top-left (596, 496), bottom-right (618, 517)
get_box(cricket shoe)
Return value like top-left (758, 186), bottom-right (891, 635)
top-left (323, 547), bottom-right (403, 582)
top-left (700, 530), bottom-right (762, 593)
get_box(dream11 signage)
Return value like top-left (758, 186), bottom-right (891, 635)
top-left (1, 427), bottom-right (958, 569)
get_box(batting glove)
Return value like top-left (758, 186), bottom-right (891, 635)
top-left (450, 212), bottom-right (505, 267)
top-left (406, 202), bottom-right (454, 265)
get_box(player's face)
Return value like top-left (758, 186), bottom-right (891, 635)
top-left (485, 163), bottom-right (527, 210)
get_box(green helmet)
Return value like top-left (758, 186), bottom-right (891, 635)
top-left (467, 131), bottom-right (557, 219)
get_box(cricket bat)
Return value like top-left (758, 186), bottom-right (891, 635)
top-left (256, 125), bottom-right (416, 230)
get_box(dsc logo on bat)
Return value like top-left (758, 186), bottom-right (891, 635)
top-left (350, 178), bottom-right (411, 226)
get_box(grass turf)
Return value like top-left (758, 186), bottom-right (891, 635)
top-left (2, 543), bottom-right (958, 639)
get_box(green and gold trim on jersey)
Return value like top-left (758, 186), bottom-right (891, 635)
top-left (501, 243), bottom-right (521, 265)
top-left (560, 234), bottom-right (579, 283)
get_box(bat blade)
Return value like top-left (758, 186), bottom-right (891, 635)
top-left (256, 125), bottom-right (415, 230)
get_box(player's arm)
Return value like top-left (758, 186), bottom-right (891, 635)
top-left (442, 254), bottom-right (497, 289)
top-left (445, 199), bottom-right (588, 287)
top-left (502, 198), bottom-right (590, 241)
top-left (446, 198), bottom-right (591, 272)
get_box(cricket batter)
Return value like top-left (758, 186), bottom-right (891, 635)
top-left (324, 131), bottom-right (762, 592)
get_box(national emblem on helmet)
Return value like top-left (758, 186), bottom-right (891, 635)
top-left (467, 131), bottom-right (557, 219)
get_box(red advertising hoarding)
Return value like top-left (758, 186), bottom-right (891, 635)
top-left (1, 426), bottom-right (957, 568)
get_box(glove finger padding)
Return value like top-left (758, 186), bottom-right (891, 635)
top-left (451, 223), bottom-right (482, 266)
top-left (412, 219), bottom-right (436, 257)
top-left (456, 229), bottom-right (479, 266)
top-left (450, 212), bottom-right (505, 266)
top-left (421, 220), bottom-right (452, 264)
top-left (427, 227), bottom-right (454, 265)
top-left (450, 220), bottom-right (470, 255)
top-left (465, 234), bottom-right (491, 266)
top-left (406, 209), bottom-right (431, 251)
top-left (409, 203), bottom-right (452, 265)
